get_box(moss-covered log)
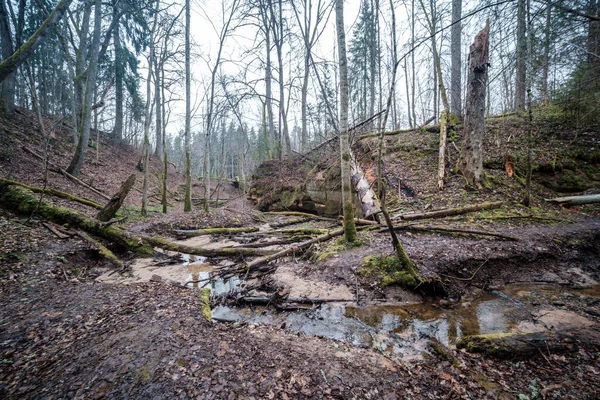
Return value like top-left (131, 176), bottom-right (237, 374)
top-left (0, 184), bottom-right (153, 255)
top-left (175, 227), bottom-right (260, 237)
top-left (545, 194), bottom-right (600, 206)
top-left (75, 231), bottom-right (124, 269)
top-left (96, 174), bottom-right (136, 221)
top-left (456, 332), bottom-right (574, 359)
top-left (271, 227), bottom-right (329, 235)
top-left (141, 235), bottom-right (276, 257)
top-left (263, 211), bottom-right (337, 221)
top-left (0, 178), bottom-right (103, 209)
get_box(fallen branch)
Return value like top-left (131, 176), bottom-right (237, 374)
top-left (0, 178), bottom-right (103, 209)
top-left (175, 227), bottom-right (260, 237)
top-left (75, 231), bottom-right (124, 269)
top-left (544, 194), bottom-right (600, 206)
top-left (270, 217), bottom-right (311, 228)
top-left (42, 222), bottom-right (70, 239)
top-left (263, 211), bottom-right (337, 221)
top-left (390, 224), bottom-right (518, 241)
top-left (358, 117), bottom-right (437, 139)
top-left (22, 146), bottom-right (111, 201)
top-left (392, 201), bottom-right (504, 221)
top-left (238, 296), bottom-right (354, 305)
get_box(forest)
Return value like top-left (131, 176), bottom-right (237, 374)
top-left (0, 0), bottom-right (599, 398)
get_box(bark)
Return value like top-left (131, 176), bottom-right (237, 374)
top-left (0, 178), bottom-right (103, 209)
top-left (392, 201), bottom-right (503, 221)
top-left (336, 0), bottom-right (358, 243)
top-left (450, 0), bottom-right (462, 118)
top-left (459, 20), bottom-right (490, 187)
top-left (183, 0), bottom-right (192, 212)
top-left (545, 194), bottom-right (600, 206)
top-left (515, 0), bottom-right (526, 110)
top-left (0, 0), bottom-right (73, 84)
top-left (67, 0), bottom-right (102, 177)
top-left (96, 174), bottom-right (136, 222)
top-left (588, 0), bottom-right (600, 77)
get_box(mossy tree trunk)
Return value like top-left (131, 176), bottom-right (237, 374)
top-left (335, 0), bottom-right (358, 244)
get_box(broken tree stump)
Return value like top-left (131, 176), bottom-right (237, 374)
top-left (96, 174), bottom-right (136, 222)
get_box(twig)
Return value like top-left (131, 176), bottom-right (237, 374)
top-left (439, 259), bottom-right (489, 281)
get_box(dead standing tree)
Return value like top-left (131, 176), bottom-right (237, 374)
top-left (459, 20), bottom-right (490, 188)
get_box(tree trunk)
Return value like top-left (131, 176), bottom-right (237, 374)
top-left (97, 174), bottom-right (136, 221)
top-left (336, 0), bottom-right (358, 243)
top-left (515, 0), bottom-right (527, 110)
top-left (112, 5), bottom-right (123, 140)
top-left (67, 0), bottom-right (102, 177)
top-left (0, 0), bottom-right (14, 115)
top-left (183, 0), bottom-right (192, 212)
top-left (459, 20), bottom-right (490, 187)
top-left (541, 4), bottom-right (551, 105)
top-left (450, 0), bottom-right (462, 118)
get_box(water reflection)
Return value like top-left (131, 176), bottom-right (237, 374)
top-left (181, 254), bottom-right (244, 295)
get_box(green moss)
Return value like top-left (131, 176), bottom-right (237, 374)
top-left (358, 254), bottom-right (425, 288)
top-left (278, 187), bottom-right (304, 208)
top-left (199, 288), bottom-right (212, 323)
top-left (456, 333), bottom-right (516, 358)
top-left (428, 339), bottom-right (460, 367)
top-left (137, 365), bottom-right (152, 382)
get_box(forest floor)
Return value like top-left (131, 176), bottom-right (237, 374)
top-left (1, 108), bottom-right (600, 398)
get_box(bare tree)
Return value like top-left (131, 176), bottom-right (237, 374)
top-left (450, 0), bottom-right (462, 118)
top-left (184, 0), bottom-right (192, 212)
top-left (335, 0), bottom-right (358, 243)
top-left (515, 0), bottom-right (526, 110)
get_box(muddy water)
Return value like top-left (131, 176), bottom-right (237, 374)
top-left (213, 283), bottom-right (599, 358)
top-left (97, 253), bottom-right (244, 296)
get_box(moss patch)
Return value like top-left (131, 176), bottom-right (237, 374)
top-left (358, 254), bottom-right (425, 287)
top-left (199, 288), bottom-right (212, 323)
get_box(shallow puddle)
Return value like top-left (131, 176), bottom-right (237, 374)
top-left (213, 283), bottom-right (598, 357)
top-left (97, 253), bottom-right (244, 296)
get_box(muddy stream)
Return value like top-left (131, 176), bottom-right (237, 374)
top-left (97, 235), bottom-right (600, 360)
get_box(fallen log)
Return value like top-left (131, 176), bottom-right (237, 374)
top-left (0, 178), bottom-right (103, 210)
top-left (96, 174), bottom-right (136, 222)
top-left (141, 235), bottom-right (277, 257)
top-left (175, 227), bottom-right (260, 237)
top-left (75, 231), bottom-right (125, 269)
top-left (238, 296), bottom-right (354, 305)
top-left (456, 332), bottom-right (576, 359)
top-left (0, 184), bottom-right (153, 255)
top-left (392, 201), bottom-right (504, 221)
top-left (42, 222), bottom-right (70, 239)
top-left (544, 194), bottom-right (600, 206)
top-left (242, 225), bottom-right (372, 272)
top-left (263, 211), bottom-right (337, 221)
top-left (358, 117), bottom-right (437, 139)
top-left (22, 146), bottom-right (111, 201)
top-left (271, 227), bottom-right (329, 235)
top-left (270, 217), bottom-right (311, 228)
top-left (390, 224), bottom-right (518, 241)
